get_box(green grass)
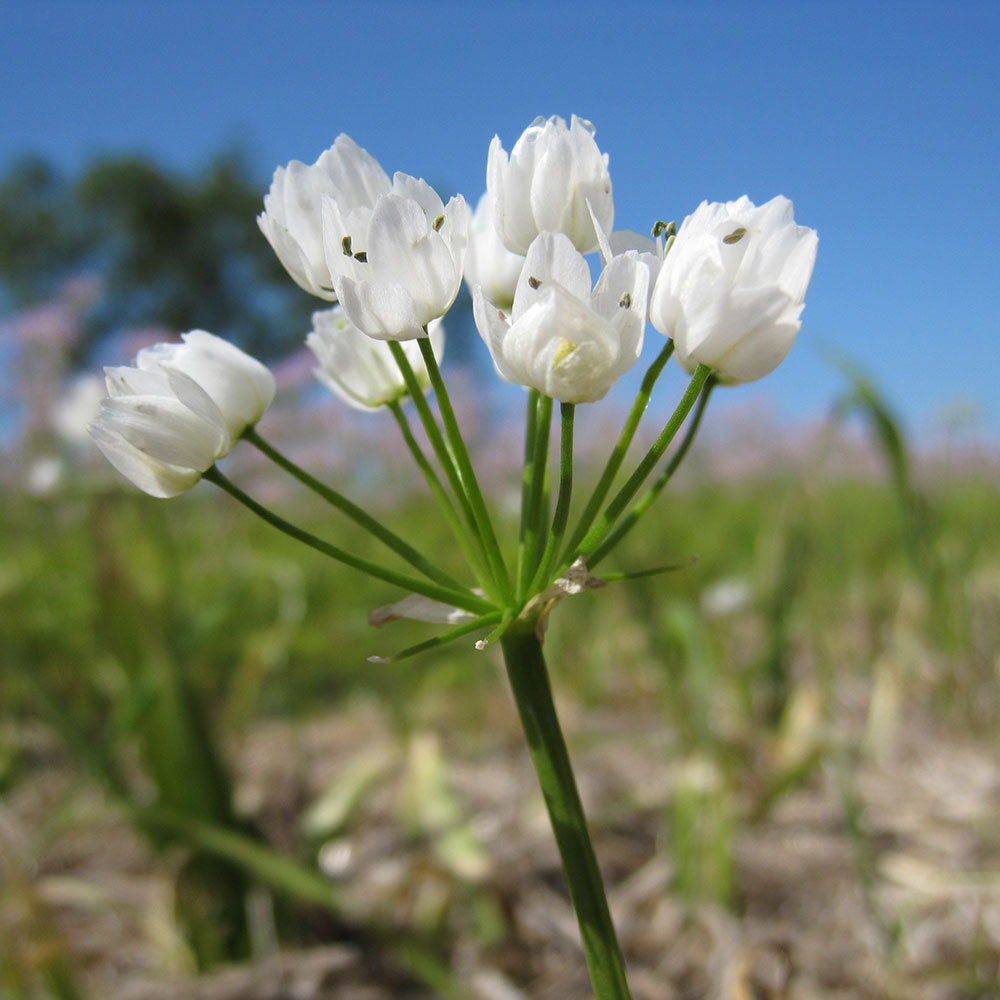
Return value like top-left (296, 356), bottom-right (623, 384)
top-left (3, 445), bottom-right (1000, 993)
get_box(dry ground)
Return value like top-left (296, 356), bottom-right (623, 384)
top-left (4, 670), bottom-right (1000, 1000)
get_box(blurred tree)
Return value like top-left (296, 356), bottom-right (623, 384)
top-left (0, 151), bottom-right (316, 364)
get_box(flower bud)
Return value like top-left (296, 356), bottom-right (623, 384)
top-left (463, 193), bottom-right (525, 312)
top-left (649, 196), bottom-right (818, 384)
top-left (323, 172), bottom-right (470, 340)
top-left (307, 306), bottom-right (445, 411)
top-left (137, 330), bottom-right (276, 439)
top-left (473, 231), bottom-right (647, 403)
top-left (89, 331), bottom-right (275, 498)
top-left (258, 135), bottom-right (390, 300)
top-left (487, 115), bottom-right (614, 255)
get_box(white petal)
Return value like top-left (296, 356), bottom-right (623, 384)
top-left (512, 232), bottom-right (591, 321)
top-left (89, 418), bottom-right (202, 498)
top-left (337, 275), bottom-right (427, 341)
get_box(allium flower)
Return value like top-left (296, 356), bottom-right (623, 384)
top-left (322, 172), bottom-right (470, 341)
top-left (648, 196), bottom-right (818, 384)
top-left (463, 194), bottom-right (525, 312)
top-left (258, 135), bottom-right (390, 300)
top-left (472, 231), bottom-right (647, 403)
top-left (89, 331), bottom-right (275, 498)
top-left (487, 115), bottom-right (614, 256)
top-left (306, 306), bottom-right (445, 411)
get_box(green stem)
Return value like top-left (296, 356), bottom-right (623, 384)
top-left (202, 466), bottom-right (493, 616)
top-left (388, 341), bottom-right (500, 598)
top-left (418, 338), bottom-right (513, 603)
top-left (530, 401), bottom-right (576, 593)
top-left (244, 427), bottom-right (468, 593)
top-left (500, 625), bottom-right (632, 1000)
top-left (563, 342), bottom-right (673, 561)
top-left (517, 393), bottom-right (553, 600)
top-left (588, 377), bottom-right (715, 567)
top-left (516, 389), bottom-right (541, 574)
top-left (575, 364), bottom-right (712, 560)
top-left (385, 399), bottom-right (491, 587)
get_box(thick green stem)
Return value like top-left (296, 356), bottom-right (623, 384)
top-left (202, 467), bottom-right (493, 615)
top-left (500, 626), bottom-right (632, 1000)
top-left (244, 427), bottom-right (467, 593)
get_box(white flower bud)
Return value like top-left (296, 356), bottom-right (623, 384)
top-left (137, 330), bottom-right (276, 440)
top-left (89, 331), bottom-right (275, 498)
top-left (473, 231), bottom-right (647, 403)
top-left (649, 196), bottom-right (818, 384)
top-left (323, 173), bottom-right (470, 341)
top-left (306, 306), bottom-right (445, 411)
top-left (258, 135), bottom-right (390, 300)
top-left (487, 115), bottom-right (614, 255)
top-left (463, 193), bottom-right (525, 312)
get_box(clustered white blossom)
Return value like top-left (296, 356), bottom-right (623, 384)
top-left (307, 307), bottom-right (445, 411)
top-left (90, 330), bottom-right (275, 497)
top-left (89, 114), bottom-right (817, 497)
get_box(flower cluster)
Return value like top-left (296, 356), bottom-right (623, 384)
top-left (90, 113), bottom-right (816, 501)
top-left (83, 115), bottom-right (819, 1000)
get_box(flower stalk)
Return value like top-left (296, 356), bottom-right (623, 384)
top-left (202, 466), bottom-right (492, 616)
top-left (589, 376), bottom-right (716, 567)
top-left (417, 337), bottom-right (514, 604)
top-left (244, 427), bottom-right (468, 592)
top-left (517, 391), bottom-right (553, 600)
top-left (573, 363), bottom-right (713, 561)
top-left (500, 623), bottom-right (632, 1000)
top-left (563, 341), bottom-right (673, 560)
top-left (388, 340), bottom-right (505, 600)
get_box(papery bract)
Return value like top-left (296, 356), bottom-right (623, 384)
top-left (89, 331), bottom-right (275, 498)
top-left (463, 194), bottom-right (525, 312)
top-left (648, 196), bottom-right (818, 384)
top-left (323, 172), bottom-right (470, 341)
top-left (258, 135), bottom-right (390, 300)
top-left (472, 231), bottom-right (647, 403)
top-left (307, 306), bottom-right (445, 411)
top-left (487, 115), bottom-right (614, 256)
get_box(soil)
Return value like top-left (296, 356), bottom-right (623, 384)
top-left (4, 675), bottom-right (1000, 1000)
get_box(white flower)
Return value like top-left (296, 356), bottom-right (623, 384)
top-left (89, 331), bottom-right (275, 498)
top-left (306, 306), bottom-right (445, 411)
top-left (323, 172), bottom-right (470, 341)
top-left (258, 135), bottom-right (390, 300)
top-left (648, 196), bottom-right (818, 384)
top-left (136, 330), bottom-right (276, 439)
top-left (472, 231), bottom-right (647, 403)
top-left (463, 193), bottom-right (525, 312)
top-left (487, 115), bottom-right (614, 256)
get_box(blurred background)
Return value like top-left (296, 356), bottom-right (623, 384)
top-left (2, 2), bottom-right (999, 998)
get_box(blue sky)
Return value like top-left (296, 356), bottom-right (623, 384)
top-left (3, 0), bottom-right (999, 443)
